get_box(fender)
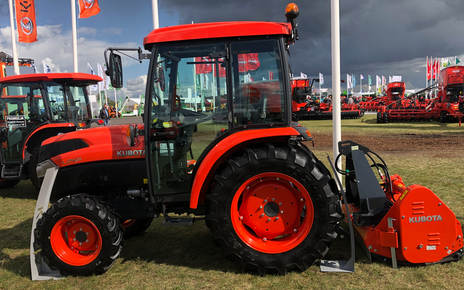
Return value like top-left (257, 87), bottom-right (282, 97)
top-left (22, 122), bottom-right (77, 161)
top-left (189, 126), bottom-right (302, 209)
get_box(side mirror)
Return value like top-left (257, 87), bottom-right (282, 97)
top-left (108, 52), bottom-right (123, 88)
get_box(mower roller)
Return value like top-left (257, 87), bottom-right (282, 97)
top-left (29, 3), bottom-right (462, 279)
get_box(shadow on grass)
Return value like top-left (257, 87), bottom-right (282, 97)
top-left (118, 219), bottom-right (242, 274)
top-left (0, 218), bottom-right (33, 278)
top-left (0, 180), bottom-right (38, 200)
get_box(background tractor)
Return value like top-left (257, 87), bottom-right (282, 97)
top-left (0, 73), bottom-right (103, 189)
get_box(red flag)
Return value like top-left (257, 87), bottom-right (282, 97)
top-left (78, 0), bottom-right (101, 18)
top-left (427, 58), bottom-right (431, 80)
top-left (269, 71), bottom-right (274, 80)
top-left (433, 59), bottom-right (437, 79)
top-left (238, 53), bottom-right (260, 72)
top-left (15, 0), bottom-right (38, 43)
top-left (195, 57), bottom-right (212, 74)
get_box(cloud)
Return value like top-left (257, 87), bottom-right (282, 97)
top-left (159, 0), bottom-right (464, 90)
top-left (126, 75), bottom-right (147, 97)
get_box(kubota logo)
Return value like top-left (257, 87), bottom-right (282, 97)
top-left (117, 150), bottom-right (145, 157)
top-left (409, 215), bottom-right (443, 223)
top-left (20, 17), bottom-right (34, 35)
top-left (83, 0), bottom-right (95, 8)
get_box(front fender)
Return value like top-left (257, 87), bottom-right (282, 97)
top-left (189, 127), bottom-right (302, 209)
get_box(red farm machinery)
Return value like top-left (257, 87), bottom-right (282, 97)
top-left (291, 77), bottom-right (364, 120)
top-left (0, 73), bottom-right (103, 189)
top-left (360, 81), bottom-right (406, 112)
top-left (29, 4), bottom-right (462, 279)
top-left (377, 67), bottom-right (464, 123)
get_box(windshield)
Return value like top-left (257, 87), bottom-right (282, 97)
top-left (149, 38), bottom-right (286, 131)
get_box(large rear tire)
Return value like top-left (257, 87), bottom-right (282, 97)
top-left (34, 195), bottom-right (123, 276)
top-left (206, 143), bottom-right (341, 275)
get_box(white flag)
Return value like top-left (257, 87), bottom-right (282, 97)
top-left (97, 63), bottom-right (106, 92)
top-left (347, 74), bottom-right (352, 89)
top-left (392, 76), bottom-right (402, 82)
top-left (43, 60), bottom-right (51, 73)
top-left (376, 75), bottom-right (380, 89)
top-left (300, 72), bottom-right (308, 79)
top-left (319, 73), bottom-right (324, 85)
top-left (87, 63), bottom-right (98, 92)
top-left (382, 76), bottom-right (386, 85)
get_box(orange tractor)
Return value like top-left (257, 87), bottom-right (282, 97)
top-left (30, 4), bottom-right (462, 279)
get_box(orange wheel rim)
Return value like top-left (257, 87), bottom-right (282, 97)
top-left (50, 215), bottom-right (102, 266)
top-left (231, 172), bottom-right (314, 254)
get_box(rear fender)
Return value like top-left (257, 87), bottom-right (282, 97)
top-left (189, 127), bottom-right (302, 209)
top-left (22, 123), bottom-right (76, 162)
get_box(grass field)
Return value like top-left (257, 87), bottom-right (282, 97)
top-left (1, 114), bottom-right (464, 289)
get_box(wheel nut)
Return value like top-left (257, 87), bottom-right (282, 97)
top-left (246, 186), bottom-right (250, 190)
top-left (300, 198), bottom-right (304, 202)
top-left (272, 198), bottom-right (275, 201)
top-left (275, 217), bottom-right (279, 221)
top-left (267, 218), bottom-right (271, 222)
top-left (240, 216), bottom-right (243, 220)
top-left (264, 199), bottom-right (267, 203)
top-left (263, 238), bottom-right (267, 242)
top-left (259, 206), bottom-right (263, 209)
top-left (294, 229), bottom-right (297, 233)
top-left (281, 210), bottom-right (284, 214)
top-left (279, 202), bottom-right (282, 206)
top-left (86, 240), bottom-right (89, 243)
top-left (260, 213), bottom-right (264, 217)
top-left (73, 231), bottom-right (76, 234)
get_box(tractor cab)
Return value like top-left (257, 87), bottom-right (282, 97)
top-left (105, 18), bottom-right (301, 206)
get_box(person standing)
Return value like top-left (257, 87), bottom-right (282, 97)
top-left (99, 104), bottom-right (110, 126)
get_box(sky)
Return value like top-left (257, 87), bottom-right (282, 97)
top-left (1, 0), bottom-right (464, 100)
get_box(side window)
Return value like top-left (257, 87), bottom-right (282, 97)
top-left (46, 84), bottom-right (67, 121)
top-left (67, 86), bottom-right (90, 121)
top-left (230, 39), bottom-right (285, 127)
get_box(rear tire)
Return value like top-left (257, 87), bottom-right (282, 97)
top-left (34, 195), bottom-right (123, 276)
top-left (29, 147), bottom-right (41, 190)
top-left (206, 143), bottom-right (341, 275)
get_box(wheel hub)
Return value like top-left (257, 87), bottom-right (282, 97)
top-left (76, 231), bottom-right (87, 243)
top-left (264, 202), bottom-right (279, 217)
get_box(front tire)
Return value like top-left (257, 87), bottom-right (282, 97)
top-left (206, 143), bottom-right (341, 275)
top-left (34, 195), bottom-right (123, 276)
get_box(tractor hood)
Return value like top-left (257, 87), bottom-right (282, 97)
top-left (38, 124), bottom-right (145, 169)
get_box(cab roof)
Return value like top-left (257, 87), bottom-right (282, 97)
top-left (0, 73), bottom-right (102, 85)
top-left (143, 21), bottom-right (292, 48)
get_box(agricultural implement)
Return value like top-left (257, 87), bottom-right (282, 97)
top-left (29, 3), bottom-right (462, 280)
top-left (377, 67), bottom-right (464, 124)
top-left (291, 77), bottom-right (364, 120)
top-left (359, 81), bottom-right (407, 112)
top-left (0, 73), bottom-right (103, 189)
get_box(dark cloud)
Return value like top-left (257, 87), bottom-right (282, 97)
top-left (160, 0), bottom-right (464, 91)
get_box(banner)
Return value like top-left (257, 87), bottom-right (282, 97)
top-left (238, 53), bottom-right (260, 72)
top-left (195, 57), bottom-right (212, 74)
top-left (376, 75), bottom-right (380, 89)
top-left (78, 0), bottom-right (101, 18)
top-left (427, 57), bottom-right (431, 80)
top-left (15, 0), bottom-right (37, 43)
top-left (347, 74), bottom-right (352, 89)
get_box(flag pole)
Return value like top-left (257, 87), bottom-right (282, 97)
top-left (152, 0), bottom-right (159, 29)
top-left (71, 0), bottom-right (78, 72)
top-left (331, 0), bottom-right (341, 180)
top-left (8, 0), bottom-right (20, 75)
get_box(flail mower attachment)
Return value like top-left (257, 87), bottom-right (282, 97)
top-left (329, 140), bottom-right (463, 268)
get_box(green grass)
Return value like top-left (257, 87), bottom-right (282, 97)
top-left (1, 116), bottom-right (464, 289)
